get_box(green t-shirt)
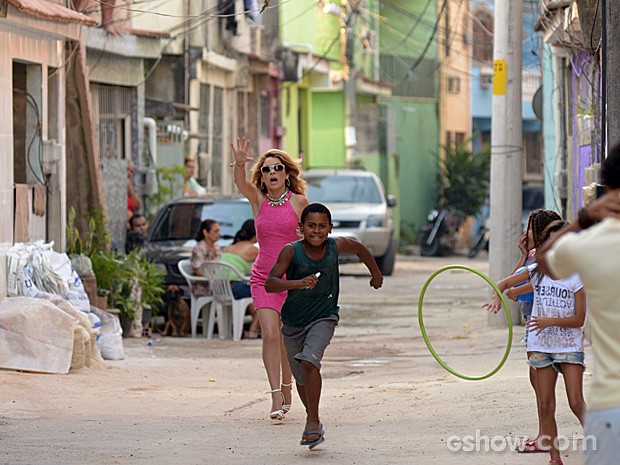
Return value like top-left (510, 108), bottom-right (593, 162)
top-left (220, 252), bottom-right (252, 281)
top-left (281, 237), bottom-right (340, 327)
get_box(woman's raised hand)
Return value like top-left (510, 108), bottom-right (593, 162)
top-left (230, 137), bottom-right (253, 167)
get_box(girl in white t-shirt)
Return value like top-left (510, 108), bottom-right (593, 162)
top-left (485, 220), bottom-right (586, 465)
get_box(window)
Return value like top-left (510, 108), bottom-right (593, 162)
top-left (524, 131), bottom-right (543, 178)
top-left (198, 83), bottom-right (210, 155)
top-left (211, 86), bottom-right (223, 190)
top-left (472, 6), bottom-right (494, 63)
top-left (13, 61), bottom-right (44, 184)
top-left (480, 132), bottom-right (491, 151)
top-left (92, 84), bottom-right (132, 160)
top-left (306, 175), bottom-right (382, 204)
top-left (197, 84), bottom-right (224, 191)
top-left (447, 76), bottom-right (461, 94)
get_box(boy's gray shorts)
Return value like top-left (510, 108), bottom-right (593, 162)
top-left (281, 315), bottom-right (338, 386)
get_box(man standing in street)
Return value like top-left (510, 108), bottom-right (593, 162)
top-left (537, 144), bottom-right (620, 465)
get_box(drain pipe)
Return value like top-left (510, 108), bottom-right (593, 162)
top-left (143, 117), bottom-right (158, 197)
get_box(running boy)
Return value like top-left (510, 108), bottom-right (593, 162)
top-left (265, 203), bottom-right (383, 449)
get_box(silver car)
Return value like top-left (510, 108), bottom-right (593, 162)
top-left (304, 169), bottom-right (397, 275)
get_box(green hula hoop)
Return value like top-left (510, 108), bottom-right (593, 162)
top-left (418, 264), bottom-right (513, 381)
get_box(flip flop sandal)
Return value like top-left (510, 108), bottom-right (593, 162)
top-left (517, 439), bottom-right (547, 453)
top-left (300, 423), bottom-right (325, 449)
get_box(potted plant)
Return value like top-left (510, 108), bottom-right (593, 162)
top-left (90, 250), bottom-right (165, 336)
top-left (66, 207), bottom-right (112, 306)
top-left (437, 140), bottom-right (491, 217)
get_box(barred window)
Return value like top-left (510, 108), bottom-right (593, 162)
top-left (92, 83), bottom-right (132, 160)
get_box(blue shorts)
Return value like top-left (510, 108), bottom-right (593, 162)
top-left (231, 281), bottom-right (251, 300)
top-left (527, 351), bottom-right (585, 373)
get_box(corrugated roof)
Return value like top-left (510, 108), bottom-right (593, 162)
top-left (6, 0), bottom-right (98, 26)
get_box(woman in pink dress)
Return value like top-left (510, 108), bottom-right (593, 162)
top-left (231, 138), bottom-right (309, 420)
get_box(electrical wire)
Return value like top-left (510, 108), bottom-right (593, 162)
top-left (13, 89), bottom-right (46, 185)
top-left (391, 0), bottom-right (448, 88)
top-left (378, 0), bottom-right (434, 52)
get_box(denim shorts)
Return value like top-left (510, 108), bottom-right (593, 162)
top-left (527, 351), bottom-right (585, 373)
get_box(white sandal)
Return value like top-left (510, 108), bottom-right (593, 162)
top-left (269, 389), bottom-right (285, 420)
top-left (281, 382), bottom-right (293, 414)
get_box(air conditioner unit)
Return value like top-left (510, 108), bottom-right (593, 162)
top-left (480, 67), bottom-right (493, 90)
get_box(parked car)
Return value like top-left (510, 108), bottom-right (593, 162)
top-left (304, 169), bottom-right (397, 275)
top-left (144, 195), bottom-right (253, 297)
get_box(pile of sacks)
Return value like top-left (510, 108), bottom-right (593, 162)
top-left (0, 242), bottom-right (125, 375)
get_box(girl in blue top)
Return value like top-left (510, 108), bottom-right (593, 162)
top-left (485, 219), bottom-right (586, 465)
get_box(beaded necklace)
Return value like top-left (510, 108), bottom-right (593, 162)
top-left (266, 188), bottom-right (289, 207)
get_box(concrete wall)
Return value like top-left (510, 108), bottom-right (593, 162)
top-left (0, 18), bottom-right (77, 295)
top-left (310, 91), bottom-right (346, 167)
top-left (440, 0), bottom-right (472, 148)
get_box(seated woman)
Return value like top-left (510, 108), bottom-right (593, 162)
top-left (221, 219), bottom-right (261, 339)
top-left (190, 219), bottom-right (221, 296)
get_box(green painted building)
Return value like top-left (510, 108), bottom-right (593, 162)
top-left (277, 0), bottom-right (440, 245)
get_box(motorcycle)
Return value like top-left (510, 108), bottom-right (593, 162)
top-left (419, 207), bottom-right (465, 256)
top-left (468, 217), bottom-right (490, 258)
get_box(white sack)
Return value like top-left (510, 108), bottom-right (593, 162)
top-left (91, 308), bottom-right (125, 361)
top-left (0, 297), bottom-right (75, 374)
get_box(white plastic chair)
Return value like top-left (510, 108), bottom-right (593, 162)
top-left (177, 259), bottom-right (214, 338)
top-left (201, 261), bottom-right (253, 341)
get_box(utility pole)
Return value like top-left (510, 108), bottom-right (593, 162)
top-left (343, 3), bottom-right (357, 168)
top-left (605, 0), bottom-right (620, 150)
top-left (488, 0), bottom-right (523, 327)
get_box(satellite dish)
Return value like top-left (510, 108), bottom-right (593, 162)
top-left (532, 86), bottom-right (543, 121)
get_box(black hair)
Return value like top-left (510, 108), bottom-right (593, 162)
top-left (526, 210), bottom-right (562, 287)
top-left (541, 220), bottom-right (568, 243)
top-left (129, 214), bottom-right (145, 229)
top-left (602, 143), bottom-right (620, 189)
top-left (232, 219), bottom-right (256, 244)
top-left (301, 203), bottom-right (331, 224)
top-left (195, 219), bottom-right (218, 241)
top-left (526, 209), bottom-right (562, 249)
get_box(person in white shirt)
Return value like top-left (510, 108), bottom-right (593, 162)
top-left (537, 144), bottom-right (620, 465)
top-left (183, 158), bottom-right (206, 196)
top-left (485, 219), bottom-right (587, 465)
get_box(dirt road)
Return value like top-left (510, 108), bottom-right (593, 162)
top-left (0, 256), bottom-right (589, 464)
